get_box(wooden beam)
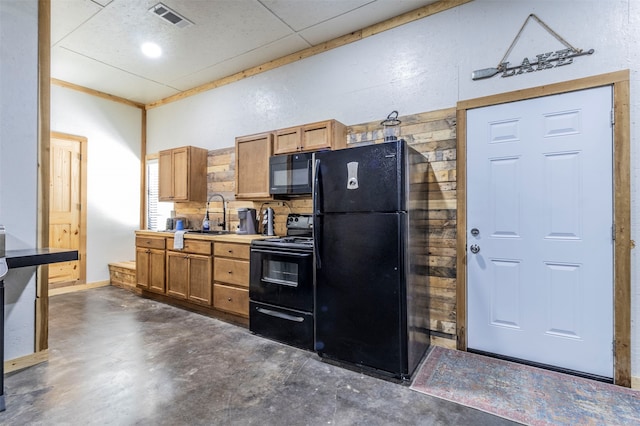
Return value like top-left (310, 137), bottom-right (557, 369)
top-left (613, 75), bottom-right (631, 387)
top-left (51, 78), bottom-right (145, 109)
top-left (140, 109), bottom-right (147, 229)
top-left (36, 0), bottom-right (51, 353)
top-left (455, 107), bottom-right (467, 351)
top-left (145, 0), bottom-right (473, 109)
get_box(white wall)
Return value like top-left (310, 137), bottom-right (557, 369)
top-left (51, 86), bottom-right (142, 282)
top-left (147, 0), bottom-right (640, 376)
top-left (0, 0), bottom-right (39, 360)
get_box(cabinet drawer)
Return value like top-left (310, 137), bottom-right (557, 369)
top-left (214, 242), bottom-right (250, 259)
top-left (214, 284), bottom-right (248, 317)
top-left (166, 238), bottom-right (212, 255)
top-left (136, 236), bottom-right (165, 249)
top-left (214, 258), bottom-right (249, 287)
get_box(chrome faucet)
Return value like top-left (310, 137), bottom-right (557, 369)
top-left (207, 193), bottom-right (226, 231)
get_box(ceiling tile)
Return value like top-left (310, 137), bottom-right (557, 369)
top-left (51, 0), bottom-right (103, 45)
top-left (299, 0), bottom-right (436, 45)
top-left (169, 34), bottom-right (311, 91)
top-left (52, 46), bottom-right (180, 103)
top-left (259, 0), bottom-right (372, 32)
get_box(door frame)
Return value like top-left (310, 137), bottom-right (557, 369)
top-left (456, 70), bottom-right (631, 386)
top-left (50, 131), bottom-right (88, 284)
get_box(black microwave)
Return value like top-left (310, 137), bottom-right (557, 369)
top-left (269, 152), bottom-right (314, 197)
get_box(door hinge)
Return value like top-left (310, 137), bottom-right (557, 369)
top-left (611, 108), bottom-right (615, 125)
top-left (612, 224), bottom-right (616, 241)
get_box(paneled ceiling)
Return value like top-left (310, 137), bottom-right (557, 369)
top-left (51, 0), bottom-right (439, 105)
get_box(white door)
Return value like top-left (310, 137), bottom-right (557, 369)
top-left (467, 86), bottom-right (614, 378)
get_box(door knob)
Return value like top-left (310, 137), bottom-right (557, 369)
top-left (470, 244), bottom-right (480, 254)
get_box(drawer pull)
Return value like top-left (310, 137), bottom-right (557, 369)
top-left (256, 307), bottom-right (304, 323)
top-left (228, 250), bottom-right (233, 253)
top-left (227, 297), bottom-right (232, 301)
top-left (227, 270), bottom-right (232, 274)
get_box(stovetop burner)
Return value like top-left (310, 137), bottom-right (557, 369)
top-left (274, 236), bottom-right (313, 244)
top-left (251, 214), bottom-right (313, 251)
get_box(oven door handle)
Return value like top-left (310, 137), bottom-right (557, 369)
top-left (256, 307), bottom-right (305, 323)
top-left (250, 248), bottom-right (312, 258)
top-left (313, 158), bottom-right (321, 269)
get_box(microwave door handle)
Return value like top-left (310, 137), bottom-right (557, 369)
top-left (313, 158), bottom-right (321, 269)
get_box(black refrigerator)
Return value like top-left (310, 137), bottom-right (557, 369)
top-left (313, 140), bottom-right (430, 380)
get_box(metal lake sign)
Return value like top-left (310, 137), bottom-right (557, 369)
top-left (472, 14), bottom-right (594, 81)
top-left (472, 48), bottom-right (594, 80)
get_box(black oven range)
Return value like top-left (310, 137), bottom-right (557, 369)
top-left (249, 214), bottom-right (314, 350)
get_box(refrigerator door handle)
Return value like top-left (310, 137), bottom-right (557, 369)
top-left (313, 158), bottom-right (321, 269)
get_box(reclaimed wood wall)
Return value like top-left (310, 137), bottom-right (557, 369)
top-left (174, 107), bottom-right (458, 348)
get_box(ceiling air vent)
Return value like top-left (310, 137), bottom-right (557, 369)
top-left (149, 3), bottom-right (193, 28)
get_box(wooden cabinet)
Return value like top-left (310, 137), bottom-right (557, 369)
top-left (235, 132), bottom-right (273, 200)
top-left (136, 236), bottom-right (166, 294)
top-left (274, 119), bottom-right (346, 154)
top-left (213, 242), bottom-right (250, 317)
top-left (166, 238), bottom-right (213, 306)
top-left (159, 146), bottom-right (208, 202)
top-left (135, 232), bottom-right (260, 324)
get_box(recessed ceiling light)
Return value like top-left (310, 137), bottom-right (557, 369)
top-left (141, 42), bottom-right (162, 58)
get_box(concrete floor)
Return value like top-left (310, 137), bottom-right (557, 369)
top-left (0, 286), bottom-right (518, 425)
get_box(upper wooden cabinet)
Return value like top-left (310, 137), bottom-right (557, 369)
top-left (274, 119), bottom-right (347, 155)
top-left (235, 132), bottom-right (273, 200)
top-left (159, 146), bottom-right (208, 202)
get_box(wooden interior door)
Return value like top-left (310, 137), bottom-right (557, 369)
top-left (49, 133), bottom-right (87, 287)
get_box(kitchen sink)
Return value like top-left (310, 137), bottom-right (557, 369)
top-left (186, 230), bottom-right (232, 235)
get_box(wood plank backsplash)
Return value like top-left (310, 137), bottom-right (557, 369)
top-left (175, 107), bottom-right (457, 347)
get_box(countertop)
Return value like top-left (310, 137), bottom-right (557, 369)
top-left (5, 248), bottom-right (79, 269)
top-left (135, 230), bottom-right (278, 244)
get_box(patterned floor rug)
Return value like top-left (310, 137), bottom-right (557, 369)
top-left (410, 346), bottom-right (640, 425)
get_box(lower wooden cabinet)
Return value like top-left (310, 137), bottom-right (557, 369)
top-left (213, 242), bottom-right (250, 317)
top-left (166, 251), bottom-right (213, 304)
top-left (136, 236), bottom-right (166, 294)
top-left (187, 255), bottom-right (213, 305)
top-left (166, 238), bottom-right (213, 305)
top-left (213, 283), bottom-right (249, 317)
top-left (136, 232), bottom-right (252, 322)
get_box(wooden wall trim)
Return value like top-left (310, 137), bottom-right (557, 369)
top-left (457, 70), bottom-right (629, 111)
top-left (145, 0), bottom-right (473, 110)
top-left (456, 70), bottom-right (632, 386)
top-left (140, 109), bottom-right (147, 229)
top-left (36, 0), bottom-right (51, 353)
top-left (51, 78), bottom-right (145, 110)
top-left (613, 77), bottom-right (631, 387)
top-left (455, 107), bottom-right (467, 351)
top-left (5, 349), bottom-right (49, 374)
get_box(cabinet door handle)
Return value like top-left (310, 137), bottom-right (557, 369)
top-left (227, 270), bottom-right (232, 274)
top-left (227, 250), bottom-right (233, 253)
top-left (227, 297), bottom-right (232, 302)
